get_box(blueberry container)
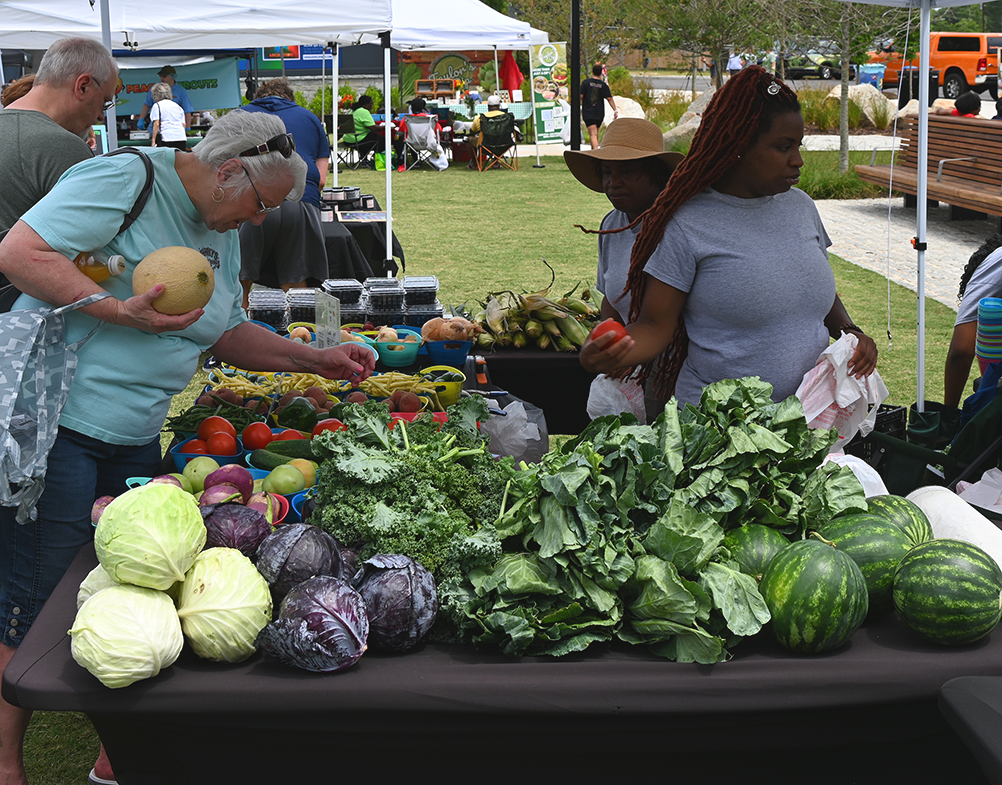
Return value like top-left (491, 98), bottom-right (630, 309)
top-left (322, 278), bottom-right (364, 305)
top-left (365, 306), bottom-right (407, 327)
top-left (286, 288), bottom-right (320, 324)
top-left (403, 275), bottom-right (440, 306)
top-left (247, 287), bottom-right (288, 331)
top-left (403, 300), bottom-right (444, 328)
top-left (363, 277), bottom-right (405, 309)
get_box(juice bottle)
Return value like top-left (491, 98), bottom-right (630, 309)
top-left (74, 251), bottom-right (126, 283)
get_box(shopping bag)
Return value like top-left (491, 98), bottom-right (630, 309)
top-left (796, 332), bottom-right (889, 453)
top-left (586, 374), bottom-right (647, 424)
top-left (374, 152), bottom-right (386, 171)
top-left (0, 292), bottom-right (111, 522)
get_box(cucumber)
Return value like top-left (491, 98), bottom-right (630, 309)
top-left (248, 449), bottom-right (295, 470)
top-left (262, 439), bottom-right (318, 459)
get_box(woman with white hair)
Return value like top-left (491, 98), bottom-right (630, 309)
top-left (0, 108), bottom-right (375, 785)
top-left (149, 81), bottom-right (188, 150)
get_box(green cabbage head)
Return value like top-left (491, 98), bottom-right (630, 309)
top-left (76, 564), bottom-right (119, 609)
top-left (176, 548), bottom-right (273, 662)
top-left (69, 584), bottom-right (183, 688)
top-left (95, 484), bottom-right (206, 590)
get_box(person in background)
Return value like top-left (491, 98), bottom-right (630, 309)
top-left (935, 91), bottom-right (982, 117)
top-left (944, 233), bottom-right (1002, 407)
top-left (580, 64), bottom-right (618, 150)
top-left (579, 66), bottom-right (877, 409)
top-left (994, 97), bottom-right (1002, 120)
top-left (467, 95), bottom-right (521, 167)
top-left (727, 51), bottom-right (745, 79)
top-left (238, 77), bottom-right (331, 306)
top-left (342, 94), bottom-right (386, 168)
top-left (137, 65), bottom-right (193, 131)
top-left (0, 74), bottom-right (34, 107)
top-left (0, 109), bottom-right (373, 785)
top-left (394, 96), bottom-right (444, 169)
top-left (564, 118), bottom-right (683, 420)
top-left (148, 82), bottom-right (188, 151)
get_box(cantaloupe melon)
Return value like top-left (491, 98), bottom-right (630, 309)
top-left (132, 247), bottom-right (215, 314)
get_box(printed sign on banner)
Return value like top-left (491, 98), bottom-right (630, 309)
top-left (531, 42), bottom-right (567, 145)
top-left (117, 58), bottom-right (241, 115)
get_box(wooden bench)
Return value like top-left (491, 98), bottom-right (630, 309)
top-left (855, 114), bottom-right (1002, 222)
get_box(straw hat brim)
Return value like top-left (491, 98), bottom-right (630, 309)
top-left (564, 147), bottom-right (684, 193)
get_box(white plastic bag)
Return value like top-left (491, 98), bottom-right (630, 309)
top-left (586, 374), bottom-right (647, 424)
top-left (427, 143), bottom-right (449, 171)
top-left (796, 332), bottom-right (889, 453)
top-left (480, 400), bottom-right (548, 464)
top-left (823, 453), bottom-right (889, 497)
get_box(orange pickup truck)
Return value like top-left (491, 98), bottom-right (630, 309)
top-left (870, 31), bottom-right (1001, 100)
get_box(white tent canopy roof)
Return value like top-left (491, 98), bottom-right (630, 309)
top-left (0, 0), bottom-right (392, 50)
top-left (387, 0), bottom-right (545, 50)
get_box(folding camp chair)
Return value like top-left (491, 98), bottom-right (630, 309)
top-left (475, 112), bottom-right (519, 172)
top-left (339, 133), bottom-right (379, 170)
top-left (402, 115), bottom-right (440, 171)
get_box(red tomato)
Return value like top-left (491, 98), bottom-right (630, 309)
top-left (179, 438), bottom-right (209, 454)
top-left (206, 432), bottom-right (239, 456)
top-left (312, 418), bottom-right (346, 437)
top-left (590, 319), bottom-right (628, 344)
top-left (197, 415), bottom-right (237, 441)
top-left (242, 421), bottom-right (274, 450)
top-left (274, 429), bottom-right (307, 441)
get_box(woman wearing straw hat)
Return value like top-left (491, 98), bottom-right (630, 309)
top-left (565, 118), bottom-right (684, 419)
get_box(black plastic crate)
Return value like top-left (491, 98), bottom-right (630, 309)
top-left (844, 404), bottom-right (907, 461)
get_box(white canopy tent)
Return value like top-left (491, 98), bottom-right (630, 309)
top-left (840, 0), bottom-right (983, 408)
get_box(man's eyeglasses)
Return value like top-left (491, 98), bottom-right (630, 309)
top-left (239, 133), bottom-right (296, 159)
top-left (90, 75), bottom-right (117, 111)
top-left (240, 163), bottom-right (282, 214)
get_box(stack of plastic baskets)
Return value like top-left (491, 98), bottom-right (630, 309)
top-left (859, 63), bottom-right (886, 89)
top-left (976, 297), bottom-right (1002, 373)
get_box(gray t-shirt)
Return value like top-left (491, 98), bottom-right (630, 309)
top-left (645, 187), bottom-right (836, 407)
top-left (595, 208), bottom-right (639, 320)
top-left (957, 246), bottom-right (1002, 325)
top-left (0, 109), bottom-right (92, 233)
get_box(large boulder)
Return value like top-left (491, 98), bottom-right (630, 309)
top-left (825, 83), bottom-right (895, 127)
top-left (664, 114), bottom-right (700, 148)
top-left (600, 95), bottom-right (644, 127)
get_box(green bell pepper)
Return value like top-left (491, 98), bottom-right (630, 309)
top-left (277, 397), bottom-right (319, 432)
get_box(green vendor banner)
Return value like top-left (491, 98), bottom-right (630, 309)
top-left (531, 42), bottom-right (568, 145)
top-left (116, 58), bottom-right (241, 116)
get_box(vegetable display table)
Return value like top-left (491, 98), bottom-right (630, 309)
top-left (3, 544), bottom-right (997, 784)
top-left (940, 676), bottom-right (1002, 782)
top-left (479, 347), bottom-right (594, 435)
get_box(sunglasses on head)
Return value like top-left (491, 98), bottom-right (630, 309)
top-left (239, 133), bottom-right (296, 159)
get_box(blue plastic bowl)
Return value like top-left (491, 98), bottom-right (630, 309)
top-left (170, 436), bottom-right (248, 472)
top-left (425, 339), bottom-right (472, 367)
top-left (248, 319), bottom-right (278, 333)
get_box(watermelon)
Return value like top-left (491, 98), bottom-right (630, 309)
top-left (866, 495), bottom-right (933, 547)
top-left (723, 524), bottom-right (791, 580)
top-left (817, 514), bottom-right (913, 616)
top-left (893, 538), bottom-right (1002, 645)
top-left (759, 539), bottom-right (869, 654)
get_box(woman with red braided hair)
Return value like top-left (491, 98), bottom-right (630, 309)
top-left (579, 65), bottom-right (878, 409)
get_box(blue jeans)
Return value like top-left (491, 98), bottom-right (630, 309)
top-left (0, 427), bottom-right (160, 647)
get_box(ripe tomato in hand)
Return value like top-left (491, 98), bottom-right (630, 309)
top-left (197, 415), bottom-right (237, 441)
top-left (312, 418), bottom-right (346, 437)
top-left (590, 319), bottom-right (628, 345)
top-left (274, 429), bottom-right (306, 441)
top-left (180, 438), bottom-right (209, 454)
top-left (242, 421), bottom-right (274, 450)
top-left (206, 432), bottom-right (239, 456)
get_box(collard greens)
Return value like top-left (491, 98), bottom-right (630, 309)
top-left (453, 377), bottom-right (865, 663)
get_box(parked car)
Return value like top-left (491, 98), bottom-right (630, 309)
top-left (765, 51), bottom-right (854, 80)
top-left (870, 32), bottom-right (1002, 99)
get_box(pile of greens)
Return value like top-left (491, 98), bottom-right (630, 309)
top-left (311, 398), bottom-right (510, 586)
top-left (449, 377), bottom-right (866, 663)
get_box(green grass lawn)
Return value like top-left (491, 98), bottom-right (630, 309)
top-left (21, 150), bottom-right (955, 783)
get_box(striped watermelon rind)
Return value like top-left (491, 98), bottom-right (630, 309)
top-left (759, 539), bottom-right (869, 654)
top-left (866, 495), bottom-right (933, 547)
top-left (817, 513), bottom-right (914, 616)
top-left (723, 524), bottom-right (791, 580)
top-left (893, 538), bottom-right (1002, 645)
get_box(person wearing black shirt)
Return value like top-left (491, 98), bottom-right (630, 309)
top-left (580, 64), bottom-right (617, 149)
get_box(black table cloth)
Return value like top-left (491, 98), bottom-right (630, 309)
top-left (319, 220), bottom-right (374, 281)
top-left (3, 543), bottom-right (997, 784)
top-left (331, 196), bottom-right (405, 277)
top-left (940, 676), bottom-right (1002, 783)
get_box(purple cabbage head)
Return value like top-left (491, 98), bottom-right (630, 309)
top-left (200, 503), bottom-right (272, 558)
top-left (255, 524), bottom-right (343, 599)
top-left (255, 576), bottom-right (368, 672)
top-left (355, 554), bottom-right (438, 653)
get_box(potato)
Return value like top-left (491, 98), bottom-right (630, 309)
top-left (345, 391), bottom-right (367, 404)
top-left (397, 392), bottom-right (423, 413)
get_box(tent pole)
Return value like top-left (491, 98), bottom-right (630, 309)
top-left (528, 44), bottom-right (543, 168)
top-left (915, 0), bottom-right (931, 412)
top-left (494, 46), bottom-right (499, 95)
top-left (383, 34), bottom-right (393, 276)
top-left (99, 0), bottom-right (119, 151)
top-left (331, 43), bottom-right (339, 187)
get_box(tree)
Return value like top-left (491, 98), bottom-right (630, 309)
top-left (510, 0), bottom-right (634, 67)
